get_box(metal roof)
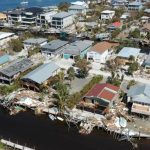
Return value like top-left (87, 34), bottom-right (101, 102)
top-left (144, 9), bottom-right (150, 13)
top-left (101, 10), bottom-right (115, 14)
top-left (0, 32), bottom-right (15, 40)
top-left (22, 62), bottom-right (60, 84)
top-left (41, 40), bottom-right (68, 51)
top-left (52, 12), bottom-right (73, 18)
top-left (127, 84), bottom-right (150, 104)
top-left (117, 47), bottom-right (141, 58)
top-left (63, 40), bottom-right (93, 55)
top-left (0, 58), bottom-right (33, 77)
top-left (144, 54), bottom-right (150, 66)
top-left (24, 38), bottom-right (47, 44)
top-left (69, 5), bottom-right (86, 10)
top-left (0, 54), bottom-right (9, 65)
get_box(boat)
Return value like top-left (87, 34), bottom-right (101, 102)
top-left (49, 114), bottom-right (56, 121)
top-left (21, 0), bottom-right (28, 5)
top-left (57, 116), bottom-right (64, 121)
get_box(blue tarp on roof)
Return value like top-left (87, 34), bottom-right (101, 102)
top-left (0, 54), bottom-right (9, 65)
top-left (22, 62), bottom-right (60, 84)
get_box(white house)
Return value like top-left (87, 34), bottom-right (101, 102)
top-left (0, 32), bottom-right (17, 49)
top-left (71, 1), bottom-right (88, 8)
top-left (127, 84), bottom-right (150, 116)
top-left (128, 1), bottom-right (143, 11)
top-left (36, 11), bottom-right (57, 27)
top-left (87, 41), bottom-right (119, 63)
top-left (101, 10), bottom-right (115, 20)
top-left (7, 7), bottom-right (44, 26)
top-left (51, 12), bottom-right (74, 29)
top-left (23, 38), bottom-right (48, 50)
top-left (68, 5), bottom-right (87, 15)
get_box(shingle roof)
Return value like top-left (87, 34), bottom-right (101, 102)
top-left (90, 41), bottom-right (119, 54)
top-left (64, 40), bottom-right (93, 55)
top-left (84, 83), bottom-right (120, 101)
top-left (117, 47), bottom-right (141, 58)
top-left (24, 38), bottom-right (47, 44)
top-left (22, 62), bottom-right (60, 84)
top-left (0, 58), bottom-right (33, 77)
top-left (127, 84), bottom-right (150, 104)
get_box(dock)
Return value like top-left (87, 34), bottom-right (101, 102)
top-left (1, 139), bottom-right (35, 150)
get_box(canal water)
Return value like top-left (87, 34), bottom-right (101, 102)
top-left (0, 107), bottom-right (149, 150)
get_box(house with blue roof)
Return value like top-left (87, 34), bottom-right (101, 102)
top-left (116, 47), bottom-right (141, 65)
top-left (127, 84), bottom-right (150, 116)
top-left (0, 54), bottom-right (10, 65)
top-left (63, 40), bottom-right (94, 59)
top-left (21, 62), bottom-right (60, 91)
top-left (144, 53), bottom-right (150, 69)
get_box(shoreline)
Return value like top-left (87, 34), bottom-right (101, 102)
top-left (0, 107), bottom-right (149, 150)
top-left (0, 102), bottom-right (149, 149)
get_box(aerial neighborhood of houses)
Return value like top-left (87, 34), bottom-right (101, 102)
top-left (0, 0), bottom-right (150, 141)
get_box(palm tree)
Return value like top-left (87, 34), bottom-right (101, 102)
top-left (67, 67), bottom-right (75, 82)
top-left (54, 82), bottom-right (69, 112)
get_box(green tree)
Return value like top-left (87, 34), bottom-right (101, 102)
top-left (8, 38), bottom-right (23, 52)
top-left (129, 55), bottom-right (135, 62)
top-left (28, 46), bottom-right (40, 57)
top-left (111, 29), bottom-right (121, 38)
top-left (129, 28), bottom-right (140, 38)
top-left (21, 31), bottom-right (33, 40)
top-left (58, 2), bottom-right (70, 11)
top-left (67, 67), bottom-right (75, 81)
top-left (128, 62), bottom-right (139, 75)
top-left (146, 32), bottom-right (150, 40)
top-left (54, 82), bottom-right (69, 112)
top-left (75, 58), bottom-right (89, 78)
top-left (127, 80), bottom-right (136, 89)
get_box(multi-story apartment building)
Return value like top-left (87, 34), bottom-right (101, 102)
top-left (51, 12), bottom-right (74, 29)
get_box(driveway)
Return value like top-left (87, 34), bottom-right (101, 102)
top-left (69, 76), bottom-right (92, 94)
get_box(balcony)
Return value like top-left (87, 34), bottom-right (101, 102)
top-left (131, 103), bottom-right (150, 116)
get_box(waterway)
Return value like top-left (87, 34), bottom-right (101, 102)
top-left (0, 107), bottom-right (150, 150)
top-left (0, 0), bottom-right (73, 11)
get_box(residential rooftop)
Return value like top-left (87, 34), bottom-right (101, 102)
top-left (0, 58), bottom-right (33, 77)
top-left (101, 10), bottom-right (115, 14)
top-left (90, 41), bottom-right (119, 54)
top-left (23, 38), bottom-right (47, 44)
top-left (144, 54), bottom-right (150, 66)
top-left (0, 54), bottom-right (9, 65)
top-left (22, 62), bottom-right (60, 84)
top-left (64, 40), bottom-right (93, 55)
top-left (84, 83), bottom-right (120, 101)
top-left (69, 4), bottom-right (86, 10)
top-left (0, 32), bottom-right (15, 40)
top-left (41, 39), bottom-right (68, 51)
top-left (127, 84), bottom-right (150, 105)
top-left (117, 47), bottom-right (141, 58)
top-left (128, 1), bottom-right (142, 6)
top-left (52, 12), bottom-right (73, 18)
